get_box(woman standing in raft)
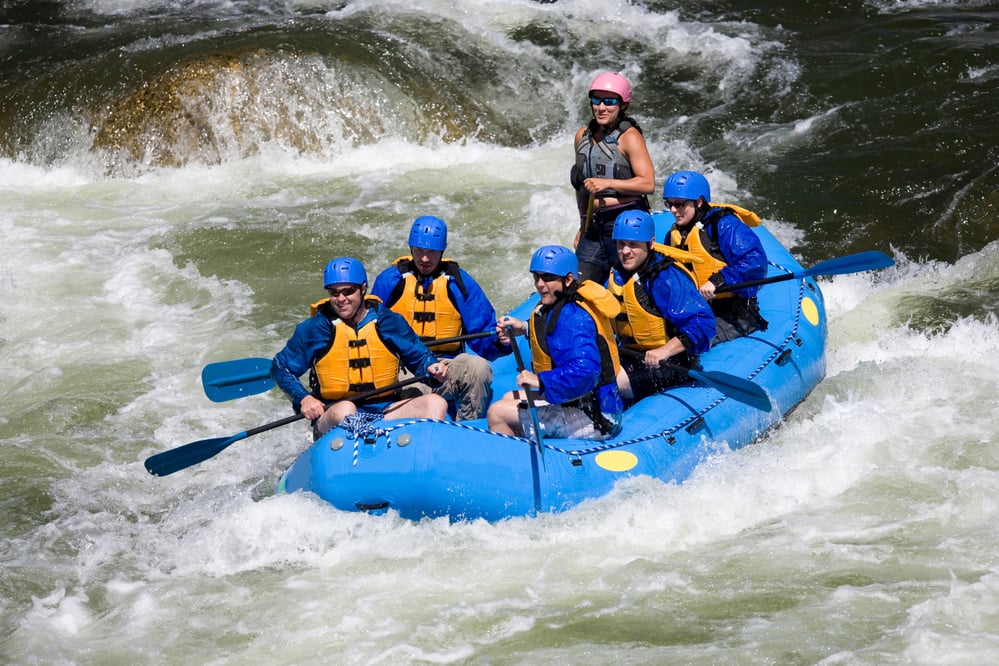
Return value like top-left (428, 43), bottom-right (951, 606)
top-left (571, 72), bottom-right (656, 285)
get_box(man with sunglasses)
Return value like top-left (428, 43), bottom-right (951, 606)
top-left (570, 71), bottom-right (656, 285)
top-left (270, 256), bottom-right (449, 437)
top-left (487, 245), bottom-right (623, 440)
top-left (370, 216), bottom-right (509, 420)
top-left (662, 170), bottom-right (768, 343)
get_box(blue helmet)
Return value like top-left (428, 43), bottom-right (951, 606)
top-left (663, 170), bottom-right (711, 203)
top-left (323, 257), bottom-right (367, 288)
top-left (530, 245), bottom-right (578, 278)
top-left (612, 209), bottom-right (656, 242)
top-left (408, 215), bottom-right (448, 251)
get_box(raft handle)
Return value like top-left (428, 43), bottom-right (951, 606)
top-left (355, 501), bottom-right (390, 512)
top-left (685, 418), bottom-right (706, 434)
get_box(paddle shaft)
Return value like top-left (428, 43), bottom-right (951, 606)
top-left (237, 372), bottom-right (433, 437)
top-left (506, 326), bottom-right (545, 454)
top-left (582, 192), bottom-right (595, 234)
top-left (717, 250), bottom-right (894, 294)
top-left (146, 373), bottom-right (431, 476)
top-left (506, 325), bottom-right (546, 513)
top-left (426, 330), bottom-right (495, 348)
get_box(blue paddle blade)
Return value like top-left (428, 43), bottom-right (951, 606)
top-left (687, 368), bottom-right (773, 412)
top-left (144, 413), bottom-right (306, 476)
top-left (802, 250), bottom-right (895, 277)
top-left (144, 434), bottom-right (243, 476)
top-left (201, 357), bottom-right (275, 402)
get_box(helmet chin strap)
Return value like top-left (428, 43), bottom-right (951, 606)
top-left (692, 198), bottom-right (710, 223)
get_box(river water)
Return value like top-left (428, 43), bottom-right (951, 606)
top-left (2, 0), bottom-right (998, 663)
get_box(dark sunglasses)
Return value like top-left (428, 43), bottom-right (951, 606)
top-left (665, 198), bottom-right (693, 209)
top-left (589, 95), bottom-right (621, 107)
top-left (327, 285), bottom-right (359, 298)
top-left (532, 272), bottom-right (563, 282)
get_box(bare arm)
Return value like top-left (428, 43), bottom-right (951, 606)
top-left (643, 337), bottom-right (687, 367)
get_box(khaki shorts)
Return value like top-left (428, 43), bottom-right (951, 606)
top-left (517, 398), bottom-right (619, 441)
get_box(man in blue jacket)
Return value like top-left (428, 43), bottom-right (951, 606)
top-left (271, 257), bottom-right (449, 437)
top-left (610, 210), bottom-right (717, 402)
top-left (662, 170), bottom-right (768, 343)
top-left (488, 245), bottom-right (623, 440)
top-left (370, 216), bottom-right (509, 420)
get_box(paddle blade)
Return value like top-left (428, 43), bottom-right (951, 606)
top-left (687, 368), bottom-right (773, 412)
top-left (803, 251), bottom-right (894, 278)
top-left (144, 434), bottom-right (243, 476)
top-left (202, 357), bottom-right (275, 402)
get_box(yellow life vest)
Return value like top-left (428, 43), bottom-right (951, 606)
top-left (385, 257), bottom-right (465, 354)
top-left (647, 243), bottom-right (700, 283)
top-left (308, 301), bottom-right (400, 401)
top-left (608, 250), bottom-right (694, 351)
top-left (709, 202), bottom-right (761, 227)
top-left (667, 204), bottom-right (759, 299)
top-left (529, 280), bottom-right (620, 384)
top-left (668, 224), bottom-right (730, 298)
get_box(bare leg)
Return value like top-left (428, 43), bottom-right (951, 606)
top-left (487, 391), bottom-right (522, 435)
top-left (616, 367), bottom-right (634, 401)
top-left (315, 400), bottom-right (358, 436)
top-left (383, 393), bottom-right (449, 421)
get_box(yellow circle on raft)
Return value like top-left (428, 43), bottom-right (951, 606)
top-left (802, 296), bottom-right (820, 326)
top-left (595, 450), bottom-right (638, 472)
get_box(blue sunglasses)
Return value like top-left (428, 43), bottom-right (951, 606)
top-left (589, 95), bottom-right (621, 107)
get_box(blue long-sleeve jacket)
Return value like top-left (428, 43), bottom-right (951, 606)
top-left (535, 301), bottom-right (622, 417)
top-left (370, 261), bottom-right (509, 361)
top-left (613, 253), bottom-right (717, 356)
top-left (270, 302), bottom-right (438, 411)
top-left (710, 209), bottom-right (768, 298)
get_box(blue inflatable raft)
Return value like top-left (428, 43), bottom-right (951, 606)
top-left (276, 216), bottom-right (828, 521)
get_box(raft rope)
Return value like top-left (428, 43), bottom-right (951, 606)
top-left (338, 412), bottom-right (386, 466)
top-left (332, 260), bottom-right (807, 462)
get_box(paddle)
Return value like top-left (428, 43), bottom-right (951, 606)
top-left (201, 330), bottom-right (495, 402)
top-left (716, 250), bottom-right (894, 294)
top-left (583, 192), bottom-right (595, 234)
top-left (506, 325), bottom-right (545, 457)
top-left (144, 373), bottom-right (430, 477)
top-left (619, 347), bottom-right (772, 412)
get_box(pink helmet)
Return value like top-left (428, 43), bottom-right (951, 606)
top-left (588, 72), bottom-right (632, 104)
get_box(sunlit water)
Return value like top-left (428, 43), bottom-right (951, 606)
top-left (2, 0), bottom-right (999, 663)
